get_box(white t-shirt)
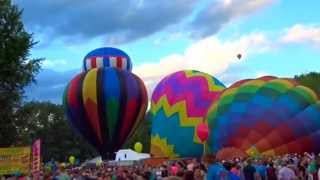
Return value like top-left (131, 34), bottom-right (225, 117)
top-left (278, 166), bottom-right (296, 180)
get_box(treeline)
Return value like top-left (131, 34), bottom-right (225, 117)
top-left (13, 101), bottom-right (151, 162)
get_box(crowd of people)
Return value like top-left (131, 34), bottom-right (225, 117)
top-left (3, 152), bottom-right (320, 180)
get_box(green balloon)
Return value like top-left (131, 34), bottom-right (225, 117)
top-left (69, 156), bottom-right (75, 165)
top-left (134, 142), bottom-right (143, 153)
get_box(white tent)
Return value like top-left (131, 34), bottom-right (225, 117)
top-left (81, 149), bottom-right (150, 167)
top-left (115, 149), bottom-right (150, 161)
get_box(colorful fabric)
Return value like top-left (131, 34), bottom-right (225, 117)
top-left (207, 76), bottom-right (320, 156)
top-left (63, 68), bottom-right (147, 155)
top-left (150, 70), bottom-right (225, 158)
top-left (83, 47), bottom-right (132, 71)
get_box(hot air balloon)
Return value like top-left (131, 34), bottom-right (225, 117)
top-left (207, 76), bottom-right (320, 157)
top-left (150, 70), bottom-right (225, 158)
top-left (83, 47), bottom-right (132, 71)
top-left (134, 142), bottom-right (143, 153)
top-left (63, 68), bottom-right (147, 159)
top-left (237, 54), bottom-right (242, 60)
top-left (68, 156), bottom-right (75, 165)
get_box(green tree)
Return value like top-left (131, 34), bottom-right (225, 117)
top-left (295, 72), bottom-right (320, 96)
top-left (15, 101), bottom-right (97, 162)
top-left (124, 111), bottom-right (152, 153)
top-left (0, 0), bottom-right (42, 146)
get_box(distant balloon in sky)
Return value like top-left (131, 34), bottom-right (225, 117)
top-left (237, 54), bottom-right (242, 60)
top-left (83, 47), bottom-right (132, 71)
top-left (63, 68), bottom-right (147, 159)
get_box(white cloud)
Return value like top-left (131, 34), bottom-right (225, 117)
top-left (133, 33), bottom-right (271, 95)
top-left (223, 0), bottom-right (275, 17)
top-left (42, 59), bottom-right (68, 68)
top-left (190, 0), bottom-right (275, 38)
top-left (281, 24), bottom-right (320, 47)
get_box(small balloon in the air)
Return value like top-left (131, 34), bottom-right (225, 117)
top-left (237, 54), bottom-right (242, 60)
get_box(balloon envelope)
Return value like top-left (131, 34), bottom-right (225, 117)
top-left (171, 166), bottom-right (178, 175)
top-left (63, 68), bottom-right (147, 158)
top-left (207, 76), bottom-right (320, 156)
top-left (150, 70), bottom-right (225, 158)
top-left (83, 47), bottom-right (132, 71)
top-left (134, 142), bottom-right (143, 153)
top-left (68, 156), bottom-right (75, 165)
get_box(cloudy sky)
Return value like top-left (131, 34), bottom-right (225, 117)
top-left (15, 0), bottom-right (320, 104)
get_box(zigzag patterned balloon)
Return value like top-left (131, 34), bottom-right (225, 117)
top-left (150, 70), bottom-right (225, 158)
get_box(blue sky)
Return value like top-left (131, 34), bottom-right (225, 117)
top-left (15, 0), bottom-right (320, 103)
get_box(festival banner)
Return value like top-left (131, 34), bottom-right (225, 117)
top-left (31, 139), bottom-right (41, 175)
top-left (0, 146), bottom-right (31, 175)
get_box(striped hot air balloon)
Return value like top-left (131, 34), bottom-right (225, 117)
top-left (207, 76), bottom-right (320, 157)
top-left (83, 47), bottom-right (132, 71)
top-left (63, 68), bottom-right (147, 159)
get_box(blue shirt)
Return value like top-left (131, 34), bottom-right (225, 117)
top-left (256, 165), bottom-right (267, 180)
top-left (228, 172), bottom-right (240, 180)
top-left (207, 163), bottom-right (228, 180)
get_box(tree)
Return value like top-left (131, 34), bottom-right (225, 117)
top-left (15, 101), bottom-right (97, 162)
top-left (295, 72), bottom-right (320, 96)
top-left (124, 111), bottom-right (152, 153)
top-left (0, 0), bottom-right (42, 146)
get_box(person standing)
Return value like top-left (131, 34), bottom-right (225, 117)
top-left (204, 154), bottom-right (228, 180)
top-left (278, 161), bottom-right (296, 180)
top-left (243, 159), bottom-right (259, 180)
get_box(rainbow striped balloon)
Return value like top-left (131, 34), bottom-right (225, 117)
top-left (63, 68), bottom-right (147, 157)
top-left (150, 70), bottom-right (225, 158)
top-left (207, 76), bottom-right (320, 157)
top-left (83, 47), bottom-right (132, 71)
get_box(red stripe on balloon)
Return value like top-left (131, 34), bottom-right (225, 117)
top-left (116, 57), bottom-right (122, 68)
top-left (84, 99), bottom-right (103, 144)
top-left (68, 74), bottom-right (83, 108)
top-left (119, 100), bottom-right (138, 144)
top-left (91, 57), bottom-right (97, 68)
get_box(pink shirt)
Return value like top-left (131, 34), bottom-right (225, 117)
top-left (231, 167), bottom-right (240, 177)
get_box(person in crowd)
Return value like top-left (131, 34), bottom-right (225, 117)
top-left (54, 165), bottom-right (71, 180)
top-left (256, 160), bottom-right (267, 180)
top-left (278, 160), bottom-right (297, 180)
top-left (223, 161), bottom-right (240, 180)
top-left (204, 154), bottom-right (228, 180)
top-left (266, 162), bottom-right (277, 180)
top-left (243, 159), bottom-right (259, 180)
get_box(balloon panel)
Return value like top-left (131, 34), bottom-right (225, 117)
top-left (83, 47), bottom-right (132, 71)
top-left (207, 76), bottom-right (320, 156)
top-left (64, 68), bottom-right (147, 156)
top-left (150, 70), bottom-right (225, 158)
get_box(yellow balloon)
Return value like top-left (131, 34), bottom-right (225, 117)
top-left (96, 158), bottom-right (102, 167)
top-left (134, 142), bottom-right (143, 153)
top-left (69, 156), bottom-right (75, 165)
